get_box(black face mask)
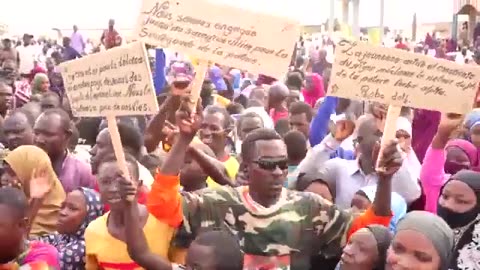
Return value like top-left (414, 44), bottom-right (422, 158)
top-left (437, 203), bottom-right (479, 228)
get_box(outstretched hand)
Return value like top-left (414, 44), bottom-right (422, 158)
top-left (30, 167), bottom-right (51, 199)
top-left (175, 96), bottom-right (202, 139)
top-left (376, 139), bottom-right (404, 178)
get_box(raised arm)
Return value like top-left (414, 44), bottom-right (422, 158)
top-left (309, 96), bottom-right (338, 147)
top-left (188, 145), bottom-right (235, 186)
top-left (120, 176), bottom-right (173, 270)
top-left (421, 113), bottom-right (463, 213)
top-left (298, 118), bottom-right (355, 174)
top-left (144, 96), bottom-right (179, 153)
top-left (147, 98), bottom-right (201, 226)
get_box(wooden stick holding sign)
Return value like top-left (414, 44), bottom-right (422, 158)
top-left (328, 40), bottom-right (480, 169)
top-left (60, 41), bottom-right (158, 200)
top-left (187, 60), bottom-right (209, 111)
top-left (106, 113), bottom-right (131, 181)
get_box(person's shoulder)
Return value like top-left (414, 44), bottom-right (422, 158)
top-left (285, 189), bottom-right (330, 204)
top-left (188, 185), bottom-right (240, 203)
top-left (85, 212), bottom-right (108, 236)
top-left (28, 241), bottom-right (60, 261)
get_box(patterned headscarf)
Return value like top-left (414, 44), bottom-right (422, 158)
top-left (41, 188), bottom-right (104, 269)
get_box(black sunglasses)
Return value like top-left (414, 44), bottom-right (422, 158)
top-left (253, 158), bottom-right (288, 171)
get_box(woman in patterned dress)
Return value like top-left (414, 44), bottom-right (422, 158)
top-left (40, 188), bottom-right (104, 269)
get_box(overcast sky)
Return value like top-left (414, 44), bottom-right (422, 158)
top-left (0, 0), bottom-right (454, 34)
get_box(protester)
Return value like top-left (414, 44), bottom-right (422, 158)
top-left (31, 73), bottom-right (50, 94)
top-left (85, 152), bottom-right (181, 269)
top-left (268, 82), bottom-right (289, 124)
top-left (339, 225), bottom-right (392, 270)
top-left (33, 108), bottom-right (96, 192)
top-left (386, 211), bottom-right (454, 270)
top-left (0, 187), bottom-right (60, 269)
top-left (101, 19), bottom-right (121, 50)
top-left (3, 108), bottom-right (35, 151)
top-left (40, 188), bottom-right (104, 269)
top-left (70, 25), bottom-right (86, 55)
top-left (302, 73), bottom-right (325, 107)
top-left (2, 145), bottom-right (66, 236)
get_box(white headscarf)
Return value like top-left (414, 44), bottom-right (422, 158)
top-left (396, 117), bottom-right (421, 180)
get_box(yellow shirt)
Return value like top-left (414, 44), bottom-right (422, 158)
top-left (206, 156), bottom-right (239, 188)
top-left (85, 212), bottom-right (176, 270)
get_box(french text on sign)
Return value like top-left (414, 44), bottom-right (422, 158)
top-left (60, 41), bottom-right (158, 117)
top-left (134, 0), bottom-right (300, 79)
top-left (328, 40), bottom-right (480, 113)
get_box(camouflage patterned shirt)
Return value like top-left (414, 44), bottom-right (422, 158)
top-left (174, 185), bottom-right (355, 269)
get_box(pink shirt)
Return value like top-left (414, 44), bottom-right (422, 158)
top-left (419, 146), bottom-right (448, 213)
top-left (269, 108), bottom-right (288, 124)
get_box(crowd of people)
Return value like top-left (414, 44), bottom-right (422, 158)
top-left (0, 17), bottom-right (478, 270)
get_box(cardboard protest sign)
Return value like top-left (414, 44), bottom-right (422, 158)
top-left (61, 41), bottom-right (158, 189)
top-left (60, 41), bottom-right (158, 117)
top-left (134, 0), bottom-right (300, 79)
top-left (329, 40), bottom-right (480, 114)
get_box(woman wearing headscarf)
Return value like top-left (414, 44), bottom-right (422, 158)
top-left (420, 114), bottom-right (478, 213)
top-left (386, 211), bottom-right (454, 270)
top-left (40, 188), bottom-right (104, 269)
top-left (434, 170), bottom-right (480, 269)
top-left (31, 73), bottom-right (50, 95)
top-left (338, 225), bottom-right (392, 270)
top-left (463, 109), bottom-right (480, 149)
top-left (302, 73), bottom-right (325, 108)
top-left (1, 145), bottom-right (66, 236)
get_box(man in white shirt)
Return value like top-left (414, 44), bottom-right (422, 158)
top-left (297, 116), bottom-right (421, 208)
top-left (16, 34), bottom-right (36, 76)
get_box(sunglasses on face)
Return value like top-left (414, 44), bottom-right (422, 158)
top-left (253, 158), bottom-right (289, 171)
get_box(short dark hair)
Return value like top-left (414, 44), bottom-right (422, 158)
top-left (194, 230), bottom-right (243, 270)
top-left (7, 108), bottom-right (36, 127)
top-left (117, 122), bottom-right (143, 159)
top-left (0, 187), bottom-right (28, 220)
top-left (98, 152), bottom-right (140, 182)
top-left (237, 112), bottom-right (264, 130)
top-left (286, 72), bottom-right (304, 90)
top-left (41, 91), bottom-right (61, 100)
top-left (205, 105), bottom-right (232, 129)
top-left (283, 130), bottom-right (307, 162)
top-left (274, 118), bottom-right (290, 137)
top-left (226, 102), bottom-right (244, 115)
top-left (39, 108), bottom-right (72, 132)
top-left (289, 101), bottom-right (313, 122)
top-left (241, 128), bottom-right (282, 162)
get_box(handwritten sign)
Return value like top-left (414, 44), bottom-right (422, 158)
top-left (134, 0), bottom-right (300, 78)
top-left (329, 40), bottom-right (480, 113)
top-left (61, 41), bottom-right (158, 117)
